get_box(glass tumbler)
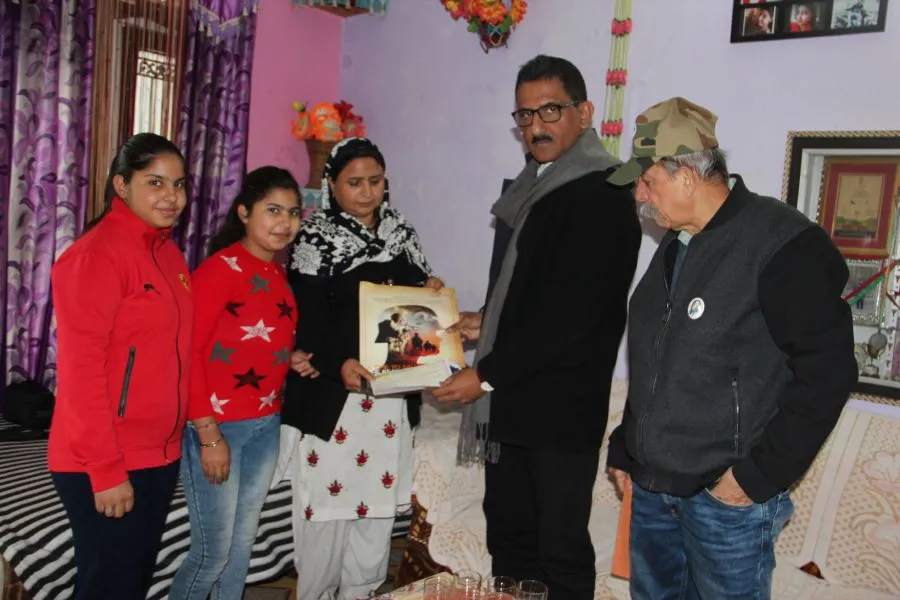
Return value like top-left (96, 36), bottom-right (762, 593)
top-left (455, 570), bottom-right (483, 600)
top-left (484, 576), bottom-right (517, 600)
top-left (516, 580), bottom-right (547, 600)
top-left (424, 575), bottom-right (456, 600)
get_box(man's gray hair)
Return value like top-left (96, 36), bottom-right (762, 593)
top-left (660, 148), bottom-right (729, 184)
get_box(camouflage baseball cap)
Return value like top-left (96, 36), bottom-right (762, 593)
top-left (607, 97), bottom-right (720, 186)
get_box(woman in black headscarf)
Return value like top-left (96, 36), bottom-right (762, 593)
top-left (282, 137), bottom-right (442, 600)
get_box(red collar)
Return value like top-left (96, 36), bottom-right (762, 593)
top-left (106, 198), bottom-right (173, 246)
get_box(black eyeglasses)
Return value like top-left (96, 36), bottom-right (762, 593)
top-left (511, 102), bottom-right (582, 127)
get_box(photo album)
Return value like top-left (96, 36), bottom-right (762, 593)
top-left (358, 282), bottom-right (466, 396)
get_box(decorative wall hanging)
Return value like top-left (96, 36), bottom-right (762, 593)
top-left (291, 0), bottom-right (388, 17)
top-left (440, 0), bottom-right (528, 53)
top-left (731, 0), bottom-right (888, 43)
top-left (782, 129), bottom-right (900, 402)
top-left (291, 100), bottom-right (367, 189)
top-left (600, 0), bottom-right (632, 157)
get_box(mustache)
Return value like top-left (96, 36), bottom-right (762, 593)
top-left (637, 203), bottom-right (662, 221)
top-left (530, 135), bottom-right (552, 144)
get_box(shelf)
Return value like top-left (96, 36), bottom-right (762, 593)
top-left (291, 1), bottom-right (388, 17)
top-left (312, 6), bottom-right (371, 16)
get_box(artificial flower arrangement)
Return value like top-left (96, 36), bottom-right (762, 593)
top-left (291, 100), bottom-right (366, 142)
top-left (440, 0), bottom-right (527, 52)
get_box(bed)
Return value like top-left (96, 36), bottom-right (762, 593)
top-left (399, 385), bottom-right (900, 600)
top-left (0, 421), bottom-right (411, 600)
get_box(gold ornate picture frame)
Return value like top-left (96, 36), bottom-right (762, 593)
top-left (782, 130), bottom-right (900, 207)
top-left (782, 130), bottom-right (900, 405)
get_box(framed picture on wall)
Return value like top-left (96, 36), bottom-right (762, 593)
top-left (731, 0), bottom-right (889, 43)
top-left (818, 158), bottom-right (899, 259)
top-left (843, 259), bottom-right (887, 325)
top-left (782, 130), bottom-right (900, 402)
top-left (781, 130), bottom-right (900, 213)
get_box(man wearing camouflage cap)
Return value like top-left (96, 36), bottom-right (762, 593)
top-left (605, 97), bottom-right (857, 599)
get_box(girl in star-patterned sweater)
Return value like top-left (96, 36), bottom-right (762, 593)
top-left (170, 167), bottom-right (316, 600)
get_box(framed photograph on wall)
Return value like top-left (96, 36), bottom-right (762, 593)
top-left (731, 0), bottom-right (889, 43)
top-left (818, 158), bottom-right (899, 259)
top-left (843, 259), bottom-right (886, 325)
top-left (782, 130), bottom-right (900, 402)
top-left (781, 130), bottom-right (900, 213)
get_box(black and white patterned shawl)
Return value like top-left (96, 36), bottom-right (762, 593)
top-left (289, 137), bottom-right (432, 278)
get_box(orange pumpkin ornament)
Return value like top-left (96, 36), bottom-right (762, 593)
top-left (309, 102), bottom-right (344, 142)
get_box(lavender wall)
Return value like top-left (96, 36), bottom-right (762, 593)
top-left (341, 0), bottom-right (900, 378)
top-left (341, 2), bottom-right (618, 302)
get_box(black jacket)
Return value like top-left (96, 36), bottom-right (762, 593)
top-left (607, 176), bottom-right (858, 502)
top-left (476, 167), bottom-right (642, 452)
top-left (282, 256), bottom-right (427, 441)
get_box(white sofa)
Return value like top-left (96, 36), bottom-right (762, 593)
top-left (411, 381), bottom-right (900, 599)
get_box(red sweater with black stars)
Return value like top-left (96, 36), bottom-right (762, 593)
top-left (189, 242), bottom-right (297, 422)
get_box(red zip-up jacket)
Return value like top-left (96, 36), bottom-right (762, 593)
top-left (48, 199), bottom-right (193, 493)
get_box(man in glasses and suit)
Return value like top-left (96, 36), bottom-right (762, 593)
top-left (433, 54), bottom-right (642, 600)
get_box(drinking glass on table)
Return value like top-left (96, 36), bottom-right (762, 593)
top-left (516, 580), bottom-right (547, 600)
top-left (483, 576), bottom-right (517, 600)
top-left (455, 570), bottom-right (483, 600)
top-left (424, 575), bottom-right (456, 600)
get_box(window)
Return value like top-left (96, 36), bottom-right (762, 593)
top-left (86, 0), bottom-right (186, 221)
top-left (133, 50), bottom-right (177, 136)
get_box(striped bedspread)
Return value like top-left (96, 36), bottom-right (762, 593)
top-left (0, 421), bottom-right (411, 599)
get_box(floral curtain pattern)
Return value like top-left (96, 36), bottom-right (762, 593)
top-left (0, 0), bottom-right (94, 394)
top-left (175, 0), bottom-right (259, 269)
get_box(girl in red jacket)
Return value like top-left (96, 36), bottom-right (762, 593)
top-left (170, 166), bottom-right (312, 599)
top-left (49, 133), bottom-right (193, 600)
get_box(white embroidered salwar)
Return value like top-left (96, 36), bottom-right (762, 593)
top-left (292, 516), bottom-right (394, 600)
top-left (288, 393), bottom-right (412, 600)
top-left (291, 393), bottom-right (413, 522)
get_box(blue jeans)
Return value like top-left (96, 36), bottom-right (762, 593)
top-left (629, 480), bottom-right (793, 600)
top-left (170, 414), bottom-right (280, 600)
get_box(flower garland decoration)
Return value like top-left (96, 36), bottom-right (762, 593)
top-left (600, 0), bottom-right (633, 156)
top-left (290, 100), bottom-right (366, 142)
top-left (440, 0), bottom-right (528, 53)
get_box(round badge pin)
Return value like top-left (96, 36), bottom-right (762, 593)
top-left (687, 298), bottom-right (705, 320)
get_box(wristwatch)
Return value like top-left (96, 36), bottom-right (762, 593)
top-left (476, 368), bottom-right (494, 392)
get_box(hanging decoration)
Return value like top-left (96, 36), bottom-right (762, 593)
top-left (440, 0), bottom-right (528, 53)
top-left (291, 0), bottom-right (389, 16)
top-left (600, 0), bottom-right (633, 156)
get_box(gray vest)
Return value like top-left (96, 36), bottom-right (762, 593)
top-left (625, 188), bottom-right (812, 495)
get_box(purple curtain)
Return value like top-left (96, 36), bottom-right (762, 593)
top-left (176, 0), bottom-right (259, 269)
top-left (0, 0), bottom-right (94, 395)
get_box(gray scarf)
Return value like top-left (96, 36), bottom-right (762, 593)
top-left (456, 129), bottom-right (621, 466)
